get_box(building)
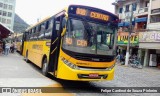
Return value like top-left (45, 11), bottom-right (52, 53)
top-left (0, 0), bottom-right (16, 30)
top-left (112, 0), bottom-right (149, 58)
top-left (139, 0), bottom-right (160, 68)
top-left (113, 0), bottom-right (159, 68)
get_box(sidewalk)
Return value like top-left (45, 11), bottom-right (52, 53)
top-left (0, 53), bottom-right (57, 87)
top-left (0, 53), bottom-right (75, 96)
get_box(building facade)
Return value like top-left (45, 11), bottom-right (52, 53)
top-left (112, 0), bottom-right (149, 60)
top-left (139, 0), bottom-right (160, 68)
top-left (112, 0), bottom-right (160, 68)
top-left (0, 0), bottom-right (16, 30)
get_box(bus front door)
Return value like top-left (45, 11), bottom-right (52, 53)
top-left (48, 14), bottom-right (64, 76)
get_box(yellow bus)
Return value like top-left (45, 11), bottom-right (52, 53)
top-left (15, 33), bottom-right (23, 54)
top-left (22, 5), bottom-right (119, 81)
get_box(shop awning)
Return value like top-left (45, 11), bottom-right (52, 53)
top-left (118, 22), bottom-right (124, 27)
top-left (135, 17), bottom-right (147, 23)
top-left (118, 21), bottom-right (135, 27)
top-left (0, 22), bottom-right (14, 39)
top-left (124, 22), bottom-right (130, 27)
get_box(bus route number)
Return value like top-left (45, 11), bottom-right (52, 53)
top-left (66, 38), bottom-right (72, 45)
top-left (77, 40), bottom-right (87, 47)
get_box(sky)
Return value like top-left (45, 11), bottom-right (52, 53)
top-left (15, 0), bottom-right (115, 25)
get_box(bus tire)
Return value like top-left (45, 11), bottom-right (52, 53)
top-left (42, 58), bottom-right (48, 76)
top-left (25, 51), bottom-right (29, 63)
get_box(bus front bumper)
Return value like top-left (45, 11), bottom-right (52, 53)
top-left (56, 61), bottom-right (115, 81)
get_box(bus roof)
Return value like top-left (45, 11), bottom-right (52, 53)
top-left (25, 5), bottom-right (118, 32)
top-left (26, 16), bottom-right (51, 31)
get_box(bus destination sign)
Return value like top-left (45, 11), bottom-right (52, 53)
top-left (76, 8), bottom-right (110, 22)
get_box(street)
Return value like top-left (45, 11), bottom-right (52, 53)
top-left (0, 53), bottom-right (160, 96)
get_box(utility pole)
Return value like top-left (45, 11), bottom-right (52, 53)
top-left (125, 4), bottom-right (133, 66)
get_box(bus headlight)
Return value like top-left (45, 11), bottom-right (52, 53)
top-left (61, 57), bottom-right (79, 70)
top-left (106, 64), bottom-right (115, 71)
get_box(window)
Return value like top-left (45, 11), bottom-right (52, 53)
top-left (3, 4), bottom-right (7, 9)
top-left (8, 12), bottom-right (12, 17)
top-left (150, 14), bottom-right (160, 23)
top-left (125, 5), bottom-right (130, 12)
top-left (2, 18), bottom-right (6, 23)
top-left (38, 24), bottom-right (41, 31)
top-left (39, 23), bottom-right (45, 39)
top-left (119, 8), bottom-right (123, 13)
top-left (0, 3), bottom-right (3, 8)
top-left (132, 3), bottom-right (137, 11)
top-left (0, 10), bottom-right (2, 15)
top-left (3, 11), bottom-right (7, 16)
top-left (34, 27), bottom-right (36, 33)
top-left (8, 5), bottom-right (12, 10)
top-left (145, 1), bottom-right (149, 7)
top-left (45, 21), bottom-right (50, 29)
top-left (45, 19), bottom-right (53, 39)
top-left (7, 19), bottom-right (11, 24)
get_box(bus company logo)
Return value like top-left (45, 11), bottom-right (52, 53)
top-left (2, 88), bottom-right (11, 93)
top-left (76, 62), bottom-right (90, 65)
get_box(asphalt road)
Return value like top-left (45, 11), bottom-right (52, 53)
top-left (0, 53), bottom-right (160, 96)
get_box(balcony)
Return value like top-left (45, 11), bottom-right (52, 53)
top-left (112, 0), bottom-right (125, 5)
top-left (135, 7), bottom-right (149, 17)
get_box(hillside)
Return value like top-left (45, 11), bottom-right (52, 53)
top-left (13, 13), bottom-right (29, 33)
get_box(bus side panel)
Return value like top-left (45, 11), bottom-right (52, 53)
top-left (22, 41), bottom-right (28, 57)
top-left (16, 42), bottom-right (21, 52)
top-left (25, 41), bottom-right (50, 68)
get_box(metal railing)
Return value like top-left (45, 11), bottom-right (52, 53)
top-left (138, 7), bottom-right (148, 13)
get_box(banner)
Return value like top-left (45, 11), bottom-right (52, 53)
top-left (117, 32), bottom-right (139, 45)
top-left (139, 32), bottom-right (160, 42)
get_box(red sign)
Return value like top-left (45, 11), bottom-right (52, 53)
top-left (89, 73), bottom-right (99, 78)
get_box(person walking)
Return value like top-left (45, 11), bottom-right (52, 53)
top-left (2, 40), bottom-right (5, 54)
top-left (0, 40), bottom-right (2, 54)
top-left (5, 41), bottom-right (11, 55)
top-left (10, 42), bottom-right (15, 53)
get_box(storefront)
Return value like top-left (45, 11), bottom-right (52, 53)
top-left (0, 22), bottom-right (14, 54)
top-left (139, 31), bottom-right (160, 68)
top-left (117, 32), bottom-right (139, 56)
top-left (0, 22), bottom-right (14, 39)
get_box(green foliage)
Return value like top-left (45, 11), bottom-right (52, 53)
top-left (13, 13), bottom-right (29, 33)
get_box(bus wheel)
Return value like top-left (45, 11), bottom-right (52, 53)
top-left (42, 58), bottom-right (48, 76)
top-left (25, 51), bottom-right (29, 63)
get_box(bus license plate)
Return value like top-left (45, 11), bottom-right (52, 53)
top-left (89, 73), bottom-right (99, 78)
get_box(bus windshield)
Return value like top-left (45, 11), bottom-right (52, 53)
top-left (62, 18), bottom-right (116, 55)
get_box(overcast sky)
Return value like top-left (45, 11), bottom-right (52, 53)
top-left (15, 0), bottom-right (115, 25)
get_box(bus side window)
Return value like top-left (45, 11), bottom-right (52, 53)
top-left (37, 24), bottom-right (41, 40)
top-left (31, 27), bottom-right (36, 40)
top-left (45, 21), bottom-right (49, 30)
top-left (29, 30), bottom-right (32, 40)
top-left (56, 21), bottom-right (60, 30)
top-left (39, 23), bottom-right (45, 39)
top-left (45, 19), bottom-right (53, 39)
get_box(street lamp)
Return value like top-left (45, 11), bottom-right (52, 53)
top-left (125, 4), bottom-right (134, 66)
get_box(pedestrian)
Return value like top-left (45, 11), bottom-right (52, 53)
top-left (120, 54), bottom-right (125, 65)
top-left (0, 40), bottom-right (2, 54)
top-left (116, 54), bottom-right (120, 63)
top-left (2, 40), bottom-right (6, 54)
top-left (5, 41), bottom-right (11, 55)
top-left (10, 42), bottom-right (15, 53)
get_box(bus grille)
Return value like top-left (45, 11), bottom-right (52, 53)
top-left (74, 55), bottom-right (114, 62)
